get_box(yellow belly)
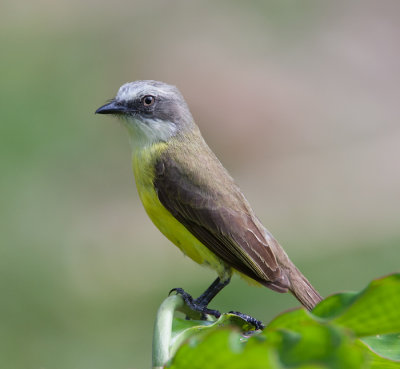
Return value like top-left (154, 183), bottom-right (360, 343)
top-left (132, 143), bottom-right (225, 276)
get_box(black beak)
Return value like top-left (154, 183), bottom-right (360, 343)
top-left (95, 100), bottom-right (129, 115)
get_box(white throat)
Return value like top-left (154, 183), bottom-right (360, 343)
top-left (123, 116), bottom-right (177, 152)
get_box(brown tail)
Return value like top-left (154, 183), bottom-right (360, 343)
top-left (256, 228), bottom-right (323, 310)
top-left (287, 265), bottom-right (322, 311)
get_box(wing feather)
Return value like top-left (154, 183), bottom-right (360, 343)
top-left (153, 151), bottom-right (283, 284)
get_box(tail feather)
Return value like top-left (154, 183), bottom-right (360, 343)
top-left (288, 265), bottom-right (322, 310)
top-left (255, 228), bottom-right (323, 310)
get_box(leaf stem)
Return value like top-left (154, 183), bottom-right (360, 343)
top-left (152, 294), bottom-right (184, 369)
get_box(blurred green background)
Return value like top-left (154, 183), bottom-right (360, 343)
top-left (1, 1), bottom-right (399, 368)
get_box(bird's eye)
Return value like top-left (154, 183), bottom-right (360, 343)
top-left (142, 95), bottom-right (155, 107)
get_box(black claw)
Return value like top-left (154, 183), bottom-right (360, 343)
top-left (229, 311), bottom-right (265, 330)
top-left (169, 287), bottom-right (221, 319)
top-left (169, 288), bottom-right (194, 303)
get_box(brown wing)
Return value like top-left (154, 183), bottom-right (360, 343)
top-left (153, 151), bottom-right (284, 286)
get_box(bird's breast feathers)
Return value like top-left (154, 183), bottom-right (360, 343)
top-left (131, 142), bottom-right (225, 275)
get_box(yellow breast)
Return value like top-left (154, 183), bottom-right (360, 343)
top-left (131, 143), bottom-right (224, 274)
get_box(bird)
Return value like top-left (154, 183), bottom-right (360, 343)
top-left (95, 80), bottom-right (322, 328)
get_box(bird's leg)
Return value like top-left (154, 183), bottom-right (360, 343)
top-left (170, 277), bottom-right (230, 319)
top-left (170, 276), bottom-right (265, 330)
top-left (194, 276), bottom-right (231, 307)
top-left (194, 277), bottom-right (265, 329)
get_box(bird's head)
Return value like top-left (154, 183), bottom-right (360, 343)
top-left (95, 80), bottom-right (194, 146)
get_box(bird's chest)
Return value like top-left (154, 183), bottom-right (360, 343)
top-left (132, 145), bottom-right (168, 224)
top-left (131, 146), bottom-right (222, 270)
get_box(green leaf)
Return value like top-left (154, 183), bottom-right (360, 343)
top-left (169, 329), bottom-right (274, 369)
top-left (169, 321), bottom-right (366, 368)
top-left (169, 313), bottom-right (259, 360)
top-left (311, 292), bottom-right (358, 319)
top-left (312, 274), bottom-right (400, 337)
top-left (267, 308), bottom-right (314, 330)
top-left (153, 274), bottom-right (400, 368)
top-left (362, 333), bottom-right (400, 361)
top-left (152, 295), bottom-right (261, 368)
top-left (277, 326), bottom-right (365, 369)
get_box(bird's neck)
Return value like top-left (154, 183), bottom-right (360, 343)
top-left (123, 117), bottom-right (177, 154)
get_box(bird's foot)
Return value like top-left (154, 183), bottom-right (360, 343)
top-left (169, 288), bottom-right (264, 330)
top-left (169, 288), bottom-right (221, 319)
top-left (229, 311), bottom-right (265, 330)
